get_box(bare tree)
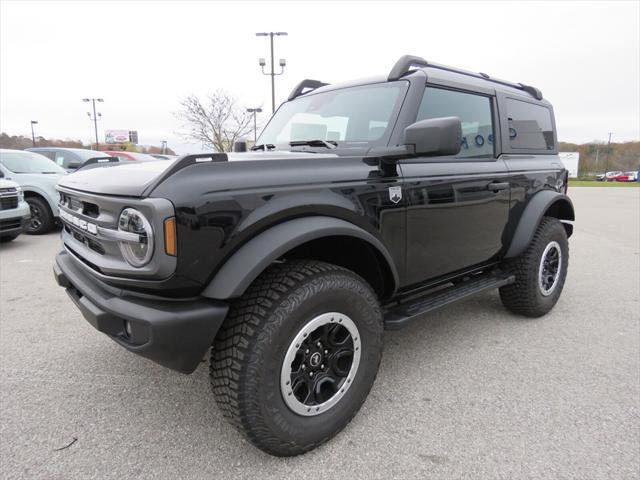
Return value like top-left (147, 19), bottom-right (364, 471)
top-left (176, 90), bottom-right (254, 152)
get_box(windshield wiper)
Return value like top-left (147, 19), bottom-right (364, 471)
top-left (250, 143), bottom-right (276, 151)
top-left (289, 140), bottom-right (338, 149)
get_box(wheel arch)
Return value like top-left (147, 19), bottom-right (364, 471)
top-left (23, 188), bottom-right (56, 215)
top-left (200, 216), bottom-right (399, 300)
top-left (505, 190), bottom-right (575, 259)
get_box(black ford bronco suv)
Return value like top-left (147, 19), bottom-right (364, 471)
top-left (54, 55), bottom-right (574, 456)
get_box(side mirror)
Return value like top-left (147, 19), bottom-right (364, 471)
top-left (403, 116), bottom-right (462, 157)
top-left (67, 161), bottom-right (82, 169)
top-left (0, 170), bottom-right (4, 178)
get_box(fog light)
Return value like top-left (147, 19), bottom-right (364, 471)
top-left (124, 320), bottom-right (133, 337)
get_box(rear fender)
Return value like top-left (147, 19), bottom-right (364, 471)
top-left (505, 190), bottom-right (574, 258)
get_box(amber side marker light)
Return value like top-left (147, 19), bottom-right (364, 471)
top-left (164, 217), bottom-right (177, 256)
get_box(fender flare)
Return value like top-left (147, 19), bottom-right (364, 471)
top-left (22, 186), bottom-right (59, 216)
top-left (201, 216), bottom-right (399, 300)
top-left (505, 190), bottom-right (575, 258)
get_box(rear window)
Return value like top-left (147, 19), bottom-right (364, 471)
top-left (506, 99), bottom-right (555, 150)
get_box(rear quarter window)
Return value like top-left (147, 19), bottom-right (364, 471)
top-left (506, 99), bottom-right (555, 150)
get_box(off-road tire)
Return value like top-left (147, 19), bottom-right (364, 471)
top-left (499, 217), bottom-right (569, 317)
top-left (25, 197), bottom-right (54, 235)
top-left (210, 260), bottom-right (383, 456)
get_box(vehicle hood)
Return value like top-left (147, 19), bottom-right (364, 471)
top-left (57, 151), bottom-right (337, 197)
top-left (58, 160), bottom-right (175, 196)
top-left (0, 178), bottom-right (20, 189)
top-left (9, 172), bottom-right (65, 191)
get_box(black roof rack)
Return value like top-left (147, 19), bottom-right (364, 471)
top-left (76, 156), bottom-right (119, 170)
top-left (288, 79), bottom-right (329, 101)
top-left (388, 55), bottom-right (543, 100)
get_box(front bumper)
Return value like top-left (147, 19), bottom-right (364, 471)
top-left (0, 213), bottom-right (30, 236)
top-left (54, 249), bottom-right (228, 373)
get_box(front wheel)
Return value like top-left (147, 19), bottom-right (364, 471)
top-left (210, 260), bottom-right (383, 456)
top-left (499, 217), bottom-right (569, 317)
top-left (25, 197), bottom-right (54, 234)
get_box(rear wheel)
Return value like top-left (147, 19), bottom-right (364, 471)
top-left (499, 217), bottom-right (569, 317)
top-left (25, 197), bottom-right (54, 234)
top-left (210, 260), bottom-right (383, 456)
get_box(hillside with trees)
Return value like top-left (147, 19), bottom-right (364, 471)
top-left (559, 141), bottom-right (640, 177)
top-left (0, 133), bottom-right (175, 155)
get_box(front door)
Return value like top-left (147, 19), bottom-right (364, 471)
top-left (400, 86), bottom-right (510, 286)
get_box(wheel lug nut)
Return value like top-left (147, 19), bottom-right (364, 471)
top-left (302, 364), bottom-right (306, 370)
top-left (309, 371), bottom-right (314, 377)
top-left (324, 349), bottom-right (328, 354)
top-left (305, 349), bottom-right (309, 354)
top-left (316, 342), bottom-right (321, 348)
top-left (320, 364), bottom-right (324, 369)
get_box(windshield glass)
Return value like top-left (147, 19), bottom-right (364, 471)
top-left (0, 151), bottom-right (66, 174)
top-left (72, 149), bottom-right (108, 160)
top-left (258, 82), bottom-right (408, 147)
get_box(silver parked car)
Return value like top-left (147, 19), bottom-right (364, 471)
top-left (0, 149), bottom-right (66, 234)
top-left (26, 147), bottom-right (108, 171)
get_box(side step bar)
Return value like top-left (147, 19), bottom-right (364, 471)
top-left (383, 272), bottom-right (515, 330)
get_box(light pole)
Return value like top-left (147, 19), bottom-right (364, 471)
top-left (30, 120), bottom-right (38, 147)
top-left (161, 140), bottom-right (167, 154)
top-left (603, 132), bottom-right (613, 177)
top-left (246, 108), bottom-right (262, 142)
top-left (256, 32), bottom-right (287, 113)
top-left (83, 98), bottom-right (103, 150)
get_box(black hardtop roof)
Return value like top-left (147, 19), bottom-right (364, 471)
top-left (289, 55), bottom-right (549, 106)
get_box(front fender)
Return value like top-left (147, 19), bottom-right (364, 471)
top-left (505, 190), bottom-right (575, 258)
top-left (201, 216), bottom-right (399, 300)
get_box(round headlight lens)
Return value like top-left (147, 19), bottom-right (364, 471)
top-left (118, 208), bottom-right (154, 267)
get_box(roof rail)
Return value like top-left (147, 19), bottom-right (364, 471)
top-left (388, 55), bottom-right (543, 100)
top-left (288, 79), bottom-right (329, 101)
top-left (388, 55), bottom-right (429, 81)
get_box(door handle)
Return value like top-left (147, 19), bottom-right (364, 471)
top-left (487, 181), bottom-right (509, 192)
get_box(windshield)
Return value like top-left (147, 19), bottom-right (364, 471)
top-left (0, 151), bottom-right (66, 174)
top-left (72, 149), bottom-right (108, 160)
top-left (258, 82), bottom-right (408, 148)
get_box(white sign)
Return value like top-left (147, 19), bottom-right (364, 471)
top-left (105, 130), bottom-right (130, 144)
top-left (559, 152), bottom-right (579, 178)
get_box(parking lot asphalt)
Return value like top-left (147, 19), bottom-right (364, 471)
top-left (0, 187), bottom-right (638, 480)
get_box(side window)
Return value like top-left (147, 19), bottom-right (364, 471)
top-left (506, 99), bottom-right (554, 150)
top-left (417, 87), bottom-right (494, 158)
top-left (54, 152), bottom-right (69, 167)
top-left (39, 150), bottom-right (55, 161)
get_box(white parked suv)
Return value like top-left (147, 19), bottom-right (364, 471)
top-left (0, 176), bottom-right (31, 242)
top-left (0, 149), bottom-right (67, 234)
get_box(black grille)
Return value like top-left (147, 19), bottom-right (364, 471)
top-left (0, 196), bottom-right (19, 210)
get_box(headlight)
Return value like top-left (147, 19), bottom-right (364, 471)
top-left (117, 208), bottom-right (154, 267)
top-left (16, 187), bottom-right (24, 202)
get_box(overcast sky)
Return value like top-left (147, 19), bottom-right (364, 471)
top-left (1, 0), bottom-right (638, 153)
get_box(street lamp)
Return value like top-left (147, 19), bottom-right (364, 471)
top-left (603, 132), bottom-right (613, 177)
top-left (30, 120), bottom-right (38, 148)
top-left (83, 98), bottom-right (103, 150)
top-left (256, 32), bottom-right (288, 113)
top-left (246, 108), bottom-right (263, 142)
